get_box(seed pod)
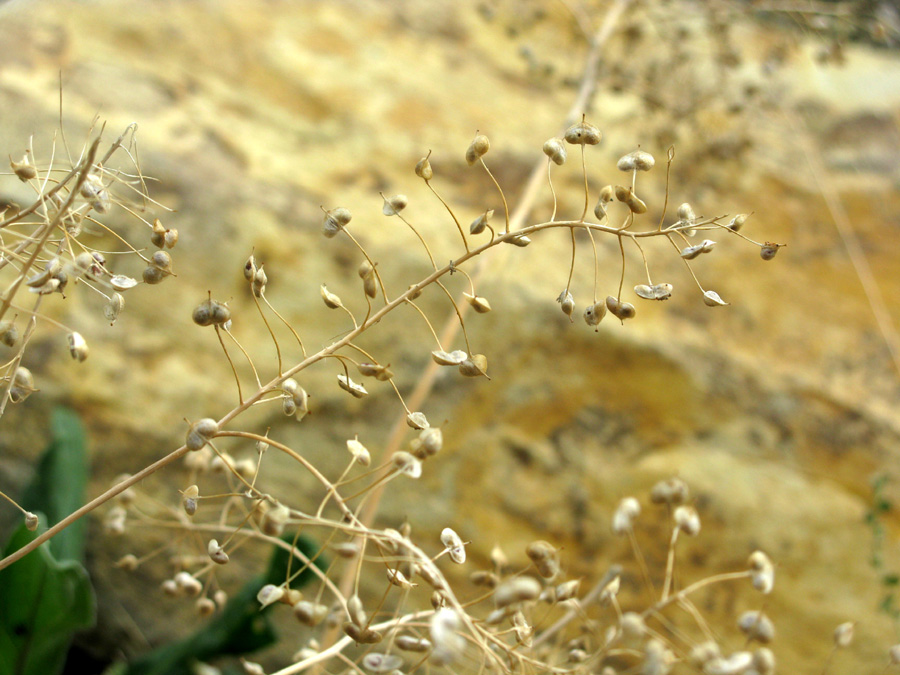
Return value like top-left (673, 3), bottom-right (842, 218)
top-left (680, 243), bottom-right (704, 260)
top-left (151, 249), bottom-right (173, 272)
top-left (110, 275), bottom-right (138, 291)
top-left (613, 185), bottom-right (647, 214)
top-left (103, 293), bottom-right (125, 325)
top-left (556, 579), bottom-right (581, 601)
top-left (26, 258), bottom-right (61, 288)
top-left (606, 296), bottom-right (636, 322)
top-left (182, 485), bottom-right (199, 516)
top-left (175, 571), bottom-right (203, 597)
top-left (650, 477), bottom-right (689, 505)
top-left (738, 611), bottom-right (775, 643)
top-left (459, 353), bottom-right (488, 377)
top-left (10, 154), bottom-right (37, 181)
top-left (728, 213), bottom-right (749, 231)
top-left (598, 575), bottom-right (620, 606)
top-left (252, 265), bottom-right (268, 298)
top-left (207, 539), bottom-right (229, 565)
top-left (382, 194), bottom-right (408, 216)
top-left (494, 576), bottom-right (541, 608)
top-left (196, 597), bottom-right (216, 617)
top-left (432, 349), bottom-right (467, 366)
top-left (164, 228), bottom-right (179, 249)
top-left (419, 427), bottom-right (443, 455)
top-left (347, 437), bottom-right (371, 466)
top-left (358, 261), bottom-right (377, 298)
top-left (674, 504), bottom-right (701, 535)
top-left (361, 653), bottom-right (403, 673)
top-left (320, 284), bottom-right (343, 309)
top-left (9, 366), bottom-right (35, 403)
top-left (557, 290), bottom-right (575, 321)
top-left (505, 234), bottom-right (532, 247)
top-left (24, 511), bottom-right (39, 531)
top-left (583, 301), bottom-right (606, 327)
top-left (677, 202), bottom-right (696, 222)
top-left (526, 540), bottom-right (559, 579)
top-left (430, 608), bottom-right (465, 665)
top-left (470, 570), bottom-right (499, 588)
top-left (542, 138), bottom-right (567, 165)
top-left (564, 119), bottom-right (602, 145)
top-left (257, 583), bottom-right (285, 609)
top-left (337, 374), bottom-right (368, 398)
top-left (469, 209), bottom-right (493, 235)
top-left (463, 292), bottom-right (491, 313)
top-left (323, 207), bottom-right (351, 237)
top-left (440, 528), bottom-right (466, 564)
top-left (0, 321), bottom-right (19, 347)
top-left (748, 550), bottom-right (774, 594)
top-left (760, 241), bottom-right (783, 260)
top-left (465, 134), bottom-right (490, 165)
top-left (703, 290), bottom-right (729, 306)
top-left (624, 149), bottom-right (655, 171)
top-left (396, 635), bottom-right (432, 652)
top-left (392, 451), bottom-right (422, 478)
top-left (186, 418), bottom-right (218, 451)
top-left (293, 600), bottom-right (328, 626)
top-left (415, 152), bottom-right (434, 180)
top-left (612, 497), bottom-right (641, 534)
top-left (407, 283), bottom-right (422, 300)
top-left (151, 219), bottom-right (167, 248)
top-left (67, 331), bottom-right (89, 362)
top-left (634, 283), bottom-right (673, 301)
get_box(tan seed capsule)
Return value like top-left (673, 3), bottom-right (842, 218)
top-left (0, 321), bottom-right (19, 347)
top-left (67, 332), bottom-right (88, 362)
top-left (583, 301), bottom-right (606, 327)
top-left (466, 134), bottom-right (490, 165)
top-left (564, 119), bottom-right (602, 145)
top-left (432, 349), bottom-right (467, 366)
top-left (494, 576), bottom-right (542, 607)
top-left (738, 610), bottom-right (775, 643)
top-left (702, 290), bottom-right (729, 306)
top-left (542, 138), bottom-right (567, 165)
top-left (24, 511), bottom-right (39, 531)
top-left (728, 213), bottom-right (749, 231)
top-left (677, 202), bottom-right (696, 222)
top-left (760, 242), bottom-right (783, 260)
top-left (463, 292), bottom-right (491, 313)
top-left (151, 219), bottom-right (167, 248)
top-left (674, 504), bottom-right (701, 535)
top-left (196, 597), bottom-right (216, 617)
top-left (142, 266), bottom-right (165, 285)
top-left (834, 622), bottom-right (854, 648)
top-left (337, 374), bottom-right (367, 398)
top-left (320, 285), bottom-right (343, 309)
top-left (164, 228), bottom-right (179, 248)
top-left (459, 354), bottom-right (488, 378)
top-left (10, 154), bottom-right (37, 181)
top-left (207, 539), bottom-right (229, 565)
top-left (182, 485), bottom-right (199, 516)
top-left (557, 290), bottom-right (575, 321)
top-left (415, 151), bottom-right (434, 180)
top-left (186, 418), bottom-right (218, 451)
top-left (252, 265), bottom-right (267, 298)
top-left (382, 194), bottom-right (408, 216)
top-left (469, 209), bottom-right (493, 235)
top-left (104, 293), bottom-right (124, 325)
top-left (9, 366), bottom-right (35, 403)
top-left (606, 296), bottom-right (636, 322)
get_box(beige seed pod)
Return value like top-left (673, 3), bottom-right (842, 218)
top-left (392, 451), bottom-right (422, 478)
top-left (407, 283), bottom-right (423, 300)
top-left (110, 275), bottom-right (138, 292)
top-left (703, 290), bottom-right (730, 307)
top-left (542, 137), bottom-right (567, 165)
top-left (583, 301), bottom-right (607, 328)
top-left (257, 583), bottom-right (285, 609)
top-left (186, 418), bottom-right (218, 451)
top-left (9, 366), bottom-right (36, 403)
top-left (164, 228), bottom-right (179, 249)
top-left (192, 298), bottom-right (231, 326)
top-left (115, 554), bottom-right (139, 571)
top-left (323, 207), bottom-right (351, 238)
top-left (419, 427), bottom-right (443, 455)
top-left (564, 119), bottom-right (602, 145)
top-left (252, 265), bottom-right (268, 298)
top-left (760, 241), bottom-right (783, 260)
top-left (347, 437), bottom-right (371, 466)
top-left (382, 194), bottom-right (408, 216)
top-left (728, 213), bottom-right (749, 231)
top-left (650, 477), bottom-right (689, 505)
top-left (556, 578), bottom-right (581, 601)
top-left (208, 539), bottom-right (229, 565)
top-left (440, 528), bottom-right (466, 564)
top-left (466, 134), bottom-right (490, 165)
top-left (469, 209), bottom-right (493, 235)
top-left (67, 332), bottom-right (88, 362)
top-left (0, 320), bottom-right (19, 347)
top-left (463, 292), bottom-right (491, 313)
top-left (293, 600), bottom-right (328, 626)
top-left (606, 296), bottom-right (636, 322)
top-left (674, 504), bottom-right (701, 535)
top-left (320, 284), bottom-right (343, 309)
top-left (834, 621), bottom-right (854, 648)
top-left (182, 485), bottom-right (200, 516)
top-left (505, 233), bottom-right (532, 247)
top-left (494, 576), bottom-right (542, 608)
top-left (677, 202), bottom-right (696, 222)
top-left (459, 354), bottom-right (488, 378)
top-left (24, 511), bottom-right (39, 531)
top-left (415, 150), bottom-right (434, 180)
top-left (748, 550), bottom-right (774, 594)
top-left (151, 219), bottom-right (167, 248)
top-left (406, 411), bottom-right (430, 429)
top-left (612, 497), bottom-right (641, 534)
top-left (342, 622), bottom-right (383, 644)
top-left (526, 540), bottom-right (560, 579)
top-left (469, 570), bottom-right (499, 588)
top-left (432, 349), bottom-right (467, 366)
top-left (196, 597), bottom-right (216, 617)
top-left (738, 610), bottom-right (775, 643)
top-left (10, 154), bottom-right (37, 181)
top-left (103, 293), bottom-right (124, 325)
top-left (557, 290), bottom-right (575, 321)
top-left (175, 571), bottom-right (203, 597)
top-left (358, 260), bottom-right (377, 298)
top-left (395, 635), bottom-right (432, 652)
top-left (261, 503), bottom-right (290, 536)
top-left (142, 265), bottom-right (166, 285)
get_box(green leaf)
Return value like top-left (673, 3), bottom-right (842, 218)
top-left (20, 407), bottom-right (88, 562)
top-left (0, 522), bottom-right (95, 675)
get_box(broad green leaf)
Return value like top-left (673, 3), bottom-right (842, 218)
top-left (20, 407), bottom-right (88, 562)
top-left (0, 522), bottom-right (95, 675)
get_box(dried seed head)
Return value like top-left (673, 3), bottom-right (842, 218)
top-left (469, 209), bottom-right (493, 235)
top-left (728, 213), bottom-right (749, 231)
top-left (358, 261), bottom-right (377, 298)
top-left (175, 571), bottom-right (203, 597)
top-left (415, 151), bottom-right (434, 180)
top-left (620, 611), bottom-right (645, 638)
top-left (262, 504), bottom-right (291, 536)
top-left (459, 353), bottom-right (488, 378)
top-left (760, 241), bottom-right (784, 260)
top-left (748, 550), bottom-right (774, 594)
top-left (432, 349), bottom-right (468, 366)
top-left (342, 622), bottom-right (383, 644)
top-left (392, 451), bottom-right (422, 478)
top-left (526, 540), bottom-right (560, 579)
top-left (104, 293), bottom-right (125, 325)
top-left (738, 611), bottom-right (775, 643)
top-left (323, 207), bottom-right (351, 237)
top-left (192, 298), bottom-right (231, 326)
top-left (834, 621), bottom-right (854, 648)
top-left (419, 427), bottom-right (443, 455)
top-left (257, 583), bottom-right (285, 609)
top-left (505, 233), bottom-right (532, 247)
top-left (606, 296), bottom-right (636, 322)
top-left (674, 504), bottom-right (701, 535)
top-left (9, 366), bottom-right (35, 403)
top-left (613, 185), bottom-right (647, 214)
top-left (142, 265), bottom-right (166, 285)
top-left (564, 119), bottom-right (602, 145)
top-left (542, 137), bottom-right (567, 165)
top-left (406, 411), bottom-right (430, 429)
top-left (557, 290), bottom-right (575, 321)
top-left (677, 202), bottom-right (696, 222)
top-left (396, 635), bottom-right (432, 652)
top-left (164, 228), bottom-right (179, 249)
top-left (494, 576), bottom-right (542, 608)
top-left (151, 219), bottom-right (167, 248)
top-left (252, 265), bottom-right (268, 298)
top-left (10, 154), bottom-right (37, 181)
top-left (361, 653), bottom-right (403, 673)
top-left (182, 484), bottom-right (200, 516)
top-left (702, 290), bottom-right (730, 307)
top-left (689, 641), bottom-right (721, 668)
top-left (466, 134), bottom-right (490, 165)
top-left (293, 600), bottom-right (328, 626)
top-left (430, 608), bottom-right (465, 665)
top-left (441, 527), bottom-right (466, 564)
top-left (556, 578), bottom-right (581, 601)
top-left (650, 477), bottom-right (689, 505)
top-left (463, 292), bottom-right (492, 313)
top-left (347, 437), bottom-right (371, 466)
top-left (320, 284), bottom-right (343, 309)
top-left (186, 418), bottom-right (218, 451)
top-left (110, 275), bottom-right (138, 291)
top-left (207, 539), bottom-right (229, 565)
top-left (612, 497), bottom-right (641, 534)
top-left (583, 301), bottom-right (607, 328)
top-left (68, 332), bottom-right (89, 362)
top-left (382, 194), bottom-right (408, 216)
top-left (600, 185), bottom-right (615, 204)
top-left (634, 283), bottom-right (673, 301)
top-left (0, 321), bottom-right (19, 348)
top-left (24, 511), bottom-right (39, 531)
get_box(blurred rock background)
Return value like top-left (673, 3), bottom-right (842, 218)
top-left (1, 0), bottom-right (899, 672)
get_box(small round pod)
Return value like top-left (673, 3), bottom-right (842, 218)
top-left (542, 137), bottom-right (567, 165)
top-left (583, 300), bottom-right (607, 328)
top-left (606, 296), bottom-right (636, 323)
top-left (459, 354), bottom-right (488, 378)
top-left (320, 284), bottom-right (343, 309)
top-left (382, 194), bottom-right (408, 216)
top-left (463, 292), bottom-right (492, 313)
top-left (322, 206), bottom-right (352, 238)
top-left (564, 119), bottom-right (602, 146)
top-left (728, 213), bottom-right (749, 231)
top-left (465, 134), bottom-right (490, 165)
top-left (760, 241), bottom-right (784, 261)
top-left (67, 332), bottom-right (89, 362)
top-left (151, 219), bottom-right (167, 248)
top-left (10, 154), bottom-right (37, 181)
top-left (634, 283), bottom-right (673, 301)
top-left (557, 290), bottom-right (575, 321)
top-left (432, 349), bottom-right (467, 366)
top-left (186, 418), bottom-right (218, 451)
top-left (702, 290), bottom-right (730, 307)
top-left (0, 320), bottom-right (18, 347)
top-left (674, 504), bottom-right (701, 535)
top-left (469, 209), bottom-right (493, 235)
top-left (415, 151), bottom-right (434, 180)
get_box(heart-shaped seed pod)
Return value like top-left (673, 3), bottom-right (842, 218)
top-left (142, 266), bottom-right (165, 285)
top-left (459, 354), bottom-right (488, 378)
top-left (337, 374), bottom-right (368, 398)
top-left (151, 219), bottom-right (167, 248)
top-left (251, 265), bottom-right (267, 298)
top-left (68, 332), bottom-right (88, 362)
top-left (728, 213), bottom-right (749, 231)
top-left (702, 290), bottom-right (729, 306)
top-left (674, 504), bottom-right (701, 535)
top-left (322, 207), bottom-right (352, 238)
top-left (382, 194), bottom-right (408, 216)
top-left (432, 349), bottom-right (467, 366)
top-left (505, 234), bottom-right (532, 247)
top-left (347, 437), bottom-right (371, 466)
top-left (463, 292), bottom-right (491, 313)
top-left (10, 154), bottom-right (37, 181)
top-left (634, 283), bottom-right (673, 300)
top-left (564, 119), bottom-right (602, 145)
top-left (612, 497), bottom-right (641, 534)
top-left (469, 209), bottom-right (493, 235)
top-left (440, 528), bottom-right (466, 564)
top-left (760, 241), bottom-right (783, 260)
top-left (465, 134), bottom-right (490, 165)
top-left (182, 485), bottom-right (199, 516)
top-left (406, 411), bottom-right (430, 429)
top-left (0, 321), bottom-right (18, 347)
top-left (557, 290), bottom-right (575, 321)
top-left (186, 418), bottom-right (218, 451)
top-left (677, 202), bottom-right (696, 222)
top-left (606, 296), bottom-right (636, 322)
top-left (415, 151), bottom-right (434, 180)
top-left (320, 284), bottom-right (343, 309)
top-left (583, 301), bottom-right (607, 327)
top-left (542, 137), bottom-right (567, 165)
top-left (110, 274), bottom-right (138, 291)
top-left (207, 539), bottom-right (229, 565)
